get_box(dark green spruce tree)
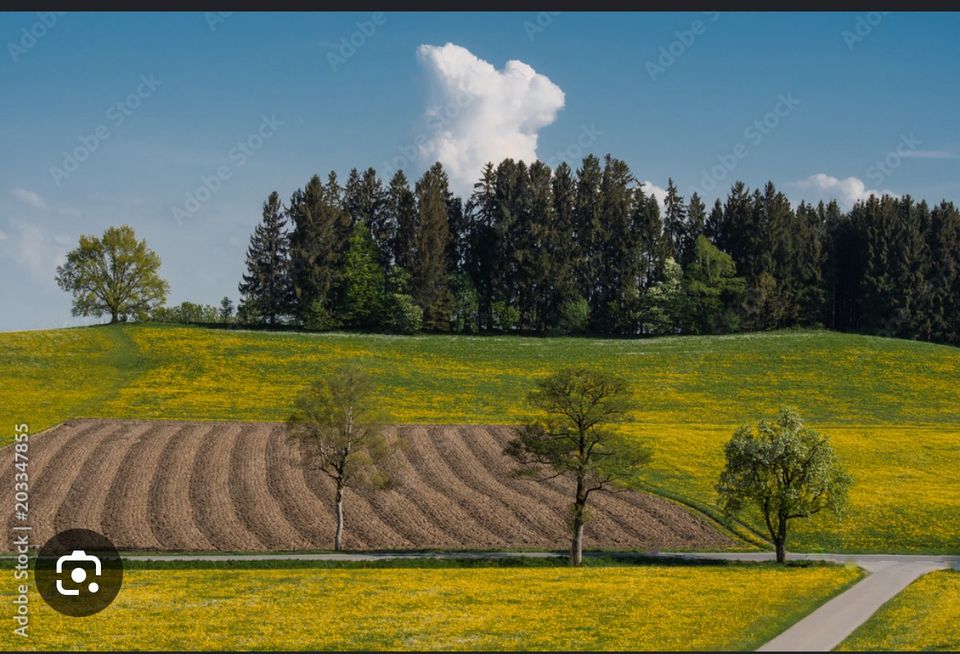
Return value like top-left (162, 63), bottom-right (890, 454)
top-left (413, 162), bottom-right (455, 330)
top-left (662, 178), bottom-right (687, 262)
top-left (238, 191), bottom-right (293, 326)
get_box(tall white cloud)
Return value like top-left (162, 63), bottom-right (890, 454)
top-left (793, 173), bottom-right (894, 210)
top-left (416, 43), bottom-right (565, 195)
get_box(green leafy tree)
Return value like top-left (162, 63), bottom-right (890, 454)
top-left (219, 296), bottom-right (234, 324)
top-left (505, 368), bottom-right (652, 566)
top-left (639, 257), bottom-right (684, 335)
top-left (286, 365), bottom-right (396, 551)
top-left (684, 236), bottom-right (745, 334)
top-left (55, 224), bottom-right (169, 323)
top-left (341, 222), bottom-right (387, 329)
top-left (449, 272), bottom-right (480, 333)
top-left (717, 408), bottom-right (852, 563)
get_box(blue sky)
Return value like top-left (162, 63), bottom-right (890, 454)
top-left (2, 12), bottom-right (959, 331)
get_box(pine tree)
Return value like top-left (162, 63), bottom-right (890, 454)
top-left (574, 155), bottom-right (604, 309)
top-left (705, 198), bottom-right (724, 242)
top-left (545, 161), bottom-right (581, 331)
top-left (345, 167), bottom-right (390, 265)
top-left (385, 170), bottom-right (418, 281)
top-left (684, 192), bottom-right (707, 265)
top-left (288, 173), bottom-right (351, 326)
top-left (524, 160), bottom-right (555, 332)
top-left (413, 162), bottom-right (455, 330)
top-left (465, 162), bottom-right (499, 330)
top-left (238, 191), bottom-right (293, 326)
top-left (924, 201), bottom-right (960, 343)
top-left (595, 155), bottom-right (637, 333)
top-left (632, 185), bottom-right (668, 334)
top-left (662, 178), bottom-right (687, 262)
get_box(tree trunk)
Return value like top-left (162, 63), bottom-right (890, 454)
top-left (570, 475), bottom-right (586, 567)
top-left (775, 515), bottom-right (788, 564)
top-left (570, 512), bottom-right (584, 566)
top-left (334, 483), bottom-right (344, 552)
top-left (110, 309), bottom-right (119, 324)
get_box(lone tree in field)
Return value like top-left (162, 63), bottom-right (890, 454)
top-left (55, 225), bottom-right (169, 323)
top-left (505, 368), bottom-right (652, 566)
top-left (286, 364), bottom-right (395, 551)
top-left (717, 408), bottom-right (852, 564)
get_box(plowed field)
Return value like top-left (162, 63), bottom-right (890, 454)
top-left (5, 419), bottom-right (731, 551)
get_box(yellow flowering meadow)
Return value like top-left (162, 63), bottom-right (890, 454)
top-left (2, 323), bottom-right (958, 552)
top-left (839, 570), bottom-right (960, 651)
top-left (1, 565), bottom-right (860, 651)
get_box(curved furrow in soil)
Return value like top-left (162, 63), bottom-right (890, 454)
top-left (263, 429), bottom-right (337, 548)
top-left (356, 427), bottom-right (473, 549)
top-left (100, 421), bottom-right (176, 550)
top-left (148, 423), bottom-right (216, 550)
top-left (416, 425), bottom-right (542, 546)
top-left (390, 425), bottom-right (507, 548)
top-left (593, 484), bottom-right (733, 549)
top-left (1, 421), bottom-right (80, 546)
top-left (478, 425), bottom-right (642, 547)
top-left (297, 425), bottom-right (413, 549)
top-left (189, 423), bottom-right (262, 551)
top-left (54, 421), bottom-right (159, 536)
top-left (462, 425), bottom-right (593, 544)
top-left (228, 425), bottom-right (312, 550)
top-left (428, 425), bottom-right (563, 547)
top-left (23, 421), bottom-right (121, 547)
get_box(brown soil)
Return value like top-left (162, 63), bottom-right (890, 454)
top-left (4, 419), bottom-right (733, 552)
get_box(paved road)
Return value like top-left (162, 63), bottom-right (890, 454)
top-left (126, 549), bottom-right (959, 652)
top-left (670, 552), bottom-right (959, 651)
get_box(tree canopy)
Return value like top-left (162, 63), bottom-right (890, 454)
top-left (505, 367), bottom-right (652, 566)
top-left (716, 408), bottom-right (852, 563)
top-left (218, 154), bottom-right (959, 347)
top-left (55, 224), bottom-right (169, 323)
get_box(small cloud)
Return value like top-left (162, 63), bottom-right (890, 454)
top-left (792, 173), bottom-right (894, 210)
top-left (0, 229), bottom-right (7, 242)
top-left (895, 149), bottom-right (958, 160)
top-left (642, 181), bottom-right (667, 209)
top-left (0, 222), bottom-right (70, 283)
top-left (416, 42), bottom-right (565, 195)
top-left (10, 188), bottom-right (49, 210)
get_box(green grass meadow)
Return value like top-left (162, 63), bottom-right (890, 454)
top-left (2, 323), bottom-right (958, 553)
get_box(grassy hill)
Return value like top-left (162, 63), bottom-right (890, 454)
top-left (2, 323), bottom-right (958, 553)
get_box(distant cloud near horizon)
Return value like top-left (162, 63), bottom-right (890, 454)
top-left (416, 42), bottom-right (565, 195)
top-left (793, 173), bottom-right (894, 210)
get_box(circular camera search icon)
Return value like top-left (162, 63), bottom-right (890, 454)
top-left (36, 529), bottom-right (122, 617)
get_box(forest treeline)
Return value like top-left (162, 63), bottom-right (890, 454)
top-left (228, 154), bottom-right (960, 345)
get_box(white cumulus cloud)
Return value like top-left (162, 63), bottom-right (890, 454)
top-left (793, 173), bottom-right (895, 210)
top-left (416, 43), bottom-right (565, 195)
